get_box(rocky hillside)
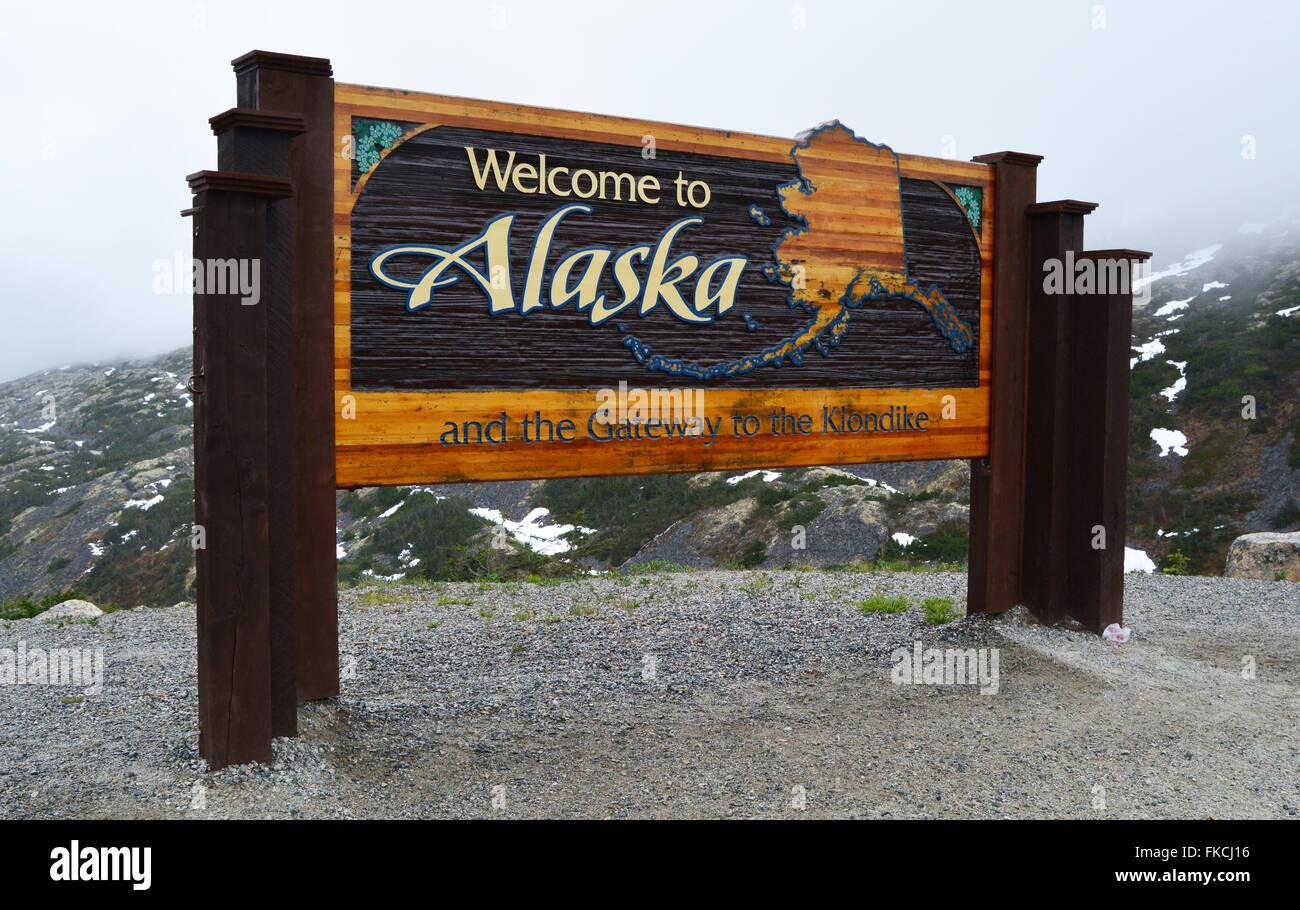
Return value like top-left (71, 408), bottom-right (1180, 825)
top-left (0, 351), bottom-right (196, 612)
top-left (1, 228), bottom-right (1296, 608)
top-left (1126, 222), bottom-right (1300, 574)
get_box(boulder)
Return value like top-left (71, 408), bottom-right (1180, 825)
top-left (42, 598), bottom-right (104, 620)
top-left (1224, 532), bottom-right (1300, 582)
top-left (785, 485), bottom-right (891, 567)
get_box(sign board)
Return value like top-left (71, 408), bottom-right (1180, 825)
top-left (333, 85), bottom-right (994, 486)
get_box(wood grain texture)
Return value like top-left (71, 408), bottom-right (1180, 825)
top-left (1067, 250), bottom-right (1147, 632)
top-left (1021, 205), bottom-right (1091, 624)
top-left (332, 84), bottom-right (994, 485)
top-left (212, 111), bottom-right (299, 738)
top-left (190, 181), bottom-right (275, 768)
top-left (240, 53), bottom-right (340, 703)
top-left (336, 387), bottom-right (987, 486)
top-left (966, 152), bottom-right (1038, 615)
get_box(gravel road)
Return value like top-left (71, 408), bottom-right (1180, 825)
top-left (1, 571), bottom-right (1296, 819)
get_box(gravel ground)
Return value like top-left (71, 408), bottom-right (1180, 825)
top-left (1, 571), bottom-right (1296, 819)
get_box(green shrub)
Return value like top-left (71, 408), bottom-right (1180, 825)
top-left (1159, 549), bottom-right (1191, 576)
top-left (738, 540), bottom-right (767, 568)
top-left (1271, 498), bottom-right (1300, 529)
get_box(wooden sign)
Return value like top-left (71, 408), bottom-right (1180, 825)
top-left (333, 85), bottom-right (994, 486)
top-left (188, 51), bottom-right (1147, 769)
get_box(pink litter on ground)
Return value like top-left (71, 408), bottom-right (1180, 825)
top-left (1102, 623), bottom-right (1132, 643)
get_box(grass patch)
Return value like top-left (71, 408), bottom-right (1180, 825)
top-left (921, 597), bottom-right (961, 625)
top-left (858, 593), bottom-right (908, 614)
top-left (620, 560), bottom-right (689, 575)
top-left (357, 587), bottom-right (411, 606)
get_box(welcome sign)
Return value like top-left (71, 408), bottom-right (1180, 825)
top-left (333, 85), bottom-right (994, 485)
top-left (191, 51), bottom-right (1142, 767)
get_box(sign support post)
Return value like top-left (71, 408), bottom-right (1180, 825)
top-left (966, 152), bottom-right (1042, 617)
top-left (1022, 200), bottom-right (1097, 624)
top-left (230, 52), bottom-right (340, 704)
top-left (1069, 249), bottom-right (1150, 630)
top-left (187, 165), bottom-right (293, 766)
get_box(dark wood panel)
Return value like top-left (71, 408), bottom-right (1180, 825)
top-left (346, 126), bottom-right (981, 392)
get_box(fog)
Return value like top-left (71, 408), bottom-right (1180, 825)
top-left (1, 0), bottom-right (1296, 382)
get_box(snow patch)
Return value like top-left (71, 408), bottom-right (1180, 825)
top-left (470, 506), bottom-right (595, 556)
top-left (1150, 428), bottom-right (1188, 457)
top-left (1154, 296), bottom-right (1194, 318)
top-left (891, 531), bottom-right (917, 548)
top-left (1124, 547), bottom-right (1156, 574)
top-left (1133, 244), bottom-right (1221, 292)
top-left (862, 477), bottom-right (903, 495)
top-left (1160, 361), bottom-right (1187, 402)
top-left (123, 494), bottom-right (165, 510)
top-left (1130, 338), bottom-right (1166, 369)
top-left (1201, 281), bottom-right (1227, 292)
top-left (726, 469), bottom-right (782, 485)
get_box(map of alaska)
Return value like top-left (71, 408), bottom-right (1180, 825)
top-left (626, 121), bottom-right (974, 379)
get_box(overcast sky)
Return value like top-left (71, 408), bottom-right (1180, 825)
top-left (1, 0), bottom-right (1296, 382)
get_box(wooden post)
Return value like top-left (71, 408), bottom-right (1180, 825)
top-left (967, 152), bottom-right (1042, 615)
top-left (210, 109), bottom-right (305, 737)
top-left (1067, 250), bottom-right (1151, 632)
top-left (188, 170), bottom-right (294, 767)
top-left (1021, 201), bottom-right (1096, 624)
top-left (230, 52), bottom-right (339, 702)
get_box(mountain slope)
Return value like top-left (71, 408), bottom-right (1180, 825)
top-left (1125, 224), bottom-right (1300, 573)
